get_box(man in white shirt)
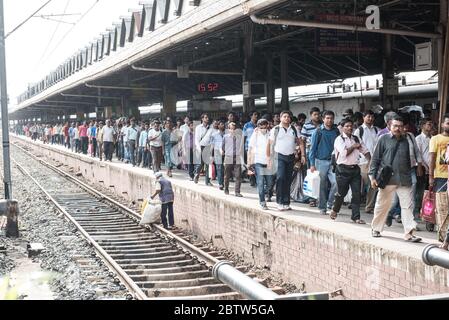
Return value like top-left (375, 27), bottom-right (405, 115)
top-left (267, 111), bottom-right (301, 211)
top-left (194, 114), bottom-right (212, 186)
top-left (180, 116), bottom-right (190, 136)
top-left (148, 120), bottom-right (163, 172)
top-left (102, 119), bottom-right (115, 161)
top-left (121, 122), bottom-right (130, 163)
top-left (354, 110), bottom-right (379, 214)
top-left (127, 119), bottom-right (139, 166)
top-left (414, 118), bottom-right (433, 218)
top-left (248, 119), bottom-right (273, 210)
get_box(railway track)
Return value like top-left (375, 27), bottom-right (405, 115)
top-left (10, 141), bottom-right (279, 300)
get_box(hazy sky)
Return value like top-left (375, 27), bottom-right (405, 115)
top-left (4, 0), bottom-right (140, 106)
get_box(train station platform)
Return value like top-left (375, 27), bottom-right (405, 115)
top-left (12, 134), bottom-right (449, 300)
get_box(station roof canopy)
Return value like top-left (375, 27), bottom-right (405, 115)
top-left (12, 0), bottom-right (442, 119)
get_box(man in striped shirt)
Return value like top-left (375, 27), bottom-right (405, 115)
top-left (300, 107), bottom-right (322, 161)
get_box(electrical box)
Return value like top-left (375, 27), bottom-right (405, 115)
top-left (415, 42), bottom-right (436, 71)
top-left (243, 81), bottom-right (267, 98)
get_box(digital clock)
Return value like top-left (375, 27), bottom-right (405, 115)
top-left (197, 83), bottom-right (219, 93)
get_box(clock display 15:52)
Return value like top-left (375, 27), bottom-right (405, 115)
top-left (197, 83), bottom-right (219, 93)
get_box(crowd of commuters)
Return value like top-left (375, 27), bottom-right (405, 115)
top-left (13, 107), bottom-right (449, 248)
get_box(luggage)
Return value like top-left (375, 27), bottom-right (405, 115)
top-left (139, 200), bottom-right (162, 225)
top-left (303, 170), bottom-right (320, 199)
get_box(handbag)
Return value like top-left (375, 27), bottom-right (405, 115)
top-left (420, 189), bottom-right (436, 224)
top-left (376, 139), bottom-right (402, 189)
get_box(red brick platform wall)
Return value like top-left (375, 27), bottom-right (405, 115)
top-left (17, 136), bottom-right (449, 299)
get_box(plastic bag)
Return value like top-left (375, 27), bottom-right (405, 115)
top-left (421, 190), bottom-right (436, 224)
top-left (303, 170), bottom-right (320, 199)
top-left (139, 200), bottom-right (162, 225)
top-left (344, 187), bottom-right (352, 204)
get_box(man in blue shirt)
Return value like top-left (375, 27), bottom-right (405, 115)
top-left (243, 112), bottom-right (259, 187)
top-left (309, 110), bottom-right (339, 215)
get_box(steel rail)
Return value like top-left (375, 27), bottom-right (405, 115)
top-left (10, 154), bottom-right (148, 300)
top-left (11, 138), bottom-right (283, 300)
top-left (12, 142), bottom-right (222, 268)
top-left (16, 142), bottom-right (221, 268)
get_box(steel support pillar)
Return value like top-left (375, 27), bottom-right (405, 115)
top-left (104, 106), bottom-right (113, 119)
top-left (381, 33), bottom-right (395, 111)
top-left (280, 50), bottom-right (289, 110)
top-left (243, 21), bottom-right (255, 113)
top-left (162, 87), bottom-right (177, 118)
top-left (266, 53), bottom-right (275, 114)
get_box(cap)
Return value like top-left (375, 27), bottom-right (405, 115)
top-left (154, 172), bottom-right (163, 179)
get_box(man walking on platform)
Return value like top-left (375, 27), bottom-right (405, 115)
top-left (267, 111), bottom-right (301, 211)
top-left (79, 121), bottom-right (89, 155)
top-left (222, 122), bottom-right (244, 197)
top-left (309, 111), bottom-right (339, 215)
top-left (330, 119), bottom-right (371, 224)
top-left (429, 114), bottom-right (449, 241)
top-left (102, 120), bottom-right (115, 162)
top-left (354, 110), bottom-right (379, 214)
top-left (194, 114), bottom-right (212, 186)
top-left (370, 116), bottom-right (422, 242)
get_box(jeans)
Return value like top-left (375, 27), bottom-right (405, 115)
top-left (75, 139), bottom-right (80, 153)
top-left (333, 165), bottom-right (361, 221)
top-left (276, 154), bottom-right (295, 206)
top-left (161, 202), bottom-right (174, 228)
top-left (224, 164), bottom-right (242, 193)
top-left (128, 140), bottom-right (136, 165)
top-left (81, 137), bottom-right (88, 154)
top-left (215, 164), bottom-right (224, 187)
top-left (164, 144), bottom-right (174, 170)
top-left (104, 141), bottom-right (113, 161)
top-left (138, 147), bottom-right (149, 167)
top-left (194, 146), bottom-right (210, 184)
top-left (188, 149), bottom-right (195, 179)
top-left (150, 146), bottom-right (163, 172)
top-left (315, 159), bottom-right (337, 212)
top-left (255, 163), bottom-right (274, 205)
top-left (91, 138), bottom-right (97, 157)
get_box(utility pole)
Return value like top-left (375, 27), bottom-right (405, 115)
top-left (0, 0), bottom-right (19, 238)
top-left (0, 0), bottom-right (12, 200)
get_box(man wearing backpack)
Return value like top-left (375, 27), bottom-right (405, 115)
top-left (330, 119), bottom-right (371, 223)
top-left (354, 110), bottom-right (379, 214)
top-left (309, 111), bottom-right (340, 215)
top-left (267, 111), bottom-right (302, 211)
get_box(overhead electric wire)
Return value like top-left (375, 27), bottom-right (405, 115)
top-left (5, 0), bottom-right (53, 39)
top-left (42, 0), bottom-right (100, 65)
top-left (36, 0), bottom-right (72, 69)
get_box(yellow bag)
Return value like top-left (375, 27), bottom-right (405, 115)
top-left (141, 199), bottom-right (148, 215)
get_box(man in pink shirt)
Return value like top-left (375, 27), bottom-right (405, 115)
top-left (79, 121), bottom-right (89, 155)
top-left (330, 118), bottom-right (371, 224)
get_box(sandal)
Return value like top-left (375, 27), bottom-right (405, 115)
top-left (371, 230), bottom-right (381, 238)
top-left (330, 211), bottom-right (338, 220)
top-left (405, 235), bottom-right (422, 243)
top-left (352, 219), bottom-right (366, 225)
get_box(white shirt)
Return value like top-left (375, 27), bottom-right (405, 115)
top-left (195, 124), bottom-right (210, 149)
top-left (269, 125), bottom-right (298, 156)
top-left (416, 132), bottom-right (431, 173)
top-left (102, 126), bottom-right (114, 142)
top-left (127, 126), bottom-right (138, 141)
top-left (334, 133), bottom-right (369, 166)
top-left (354, 124), bottom-right (379, 165)
top-left (148, 129), bottom-right (162, 147)
top-left (74, 128), bottom-right (80, 139)
top-left (121, 126), bottom-right (128, 143)
top-left (249, 129), bottom-right (269, 165)
top-left (180, 124), bottom-right (189, 135)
